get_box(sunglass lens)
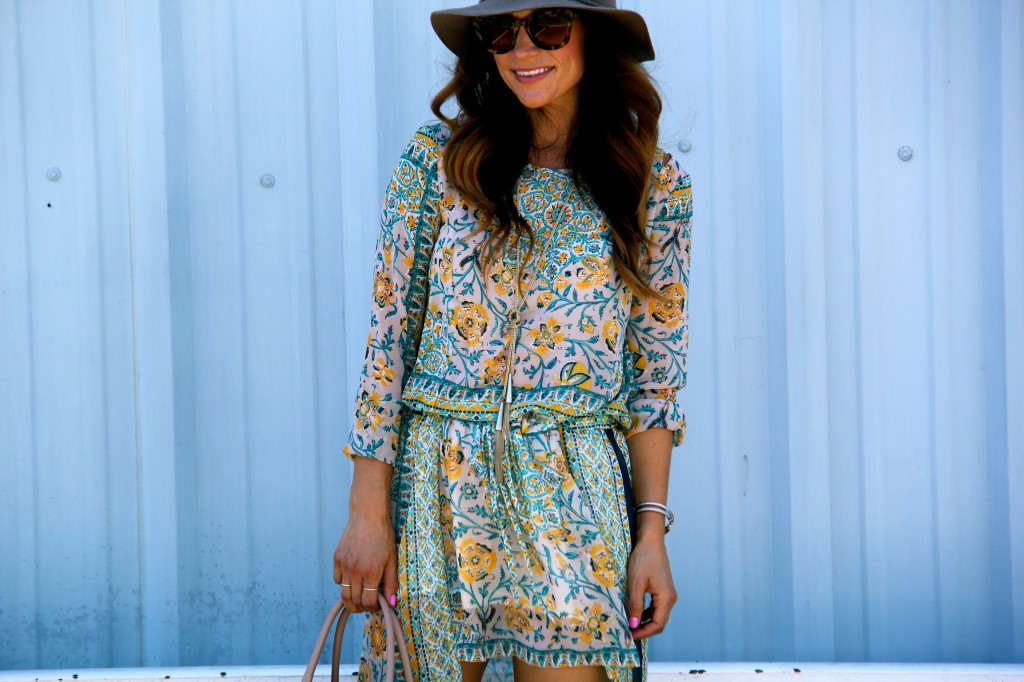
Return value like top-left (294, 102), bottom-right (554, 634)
top-left (478, 18), bottom-right (518, 53)
top-left (528, 11), bottom-right (572, 49)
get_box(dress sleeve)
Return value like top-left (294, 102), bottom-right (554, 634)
top-left (624, 152), bottom-right (692, 447)
top-left (343, 127), bottom-right (444, 465)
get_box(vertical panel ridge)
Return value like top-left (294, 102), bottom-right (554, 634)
top-left (759, 0), bottom-right (795, 660)
top-left (979, 0), bottom-right (1014, 663)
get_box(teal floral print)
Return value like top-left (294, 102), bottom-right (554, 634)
top-left (345, 122), bottom-right (692, 682)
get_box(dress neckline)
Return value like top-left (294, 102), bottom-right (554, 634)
top-left (525, 162), bottom-right (572, 175)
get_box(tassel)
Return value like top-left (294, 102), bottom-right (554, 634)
top-left (493, 371), bottom-right (513, 488)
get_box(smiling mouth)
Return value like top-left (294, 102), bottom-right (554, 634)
top-left (513, 67), bottom-right (554, 79)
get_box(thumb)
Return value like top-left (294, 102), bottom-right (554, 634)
top-left (383, 549), bottom-right (400, 608)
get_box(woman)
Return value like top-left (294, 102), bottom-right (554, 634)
top-left (334, 1), bottom-right (692, 680)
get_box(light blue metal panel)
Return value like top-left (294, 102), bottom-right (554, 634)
top-left (175, 0), bottom-right (258, 662)
top-left (930, 1), bottom-right (998, 663)
top-left (0, 0), bottom-right (40, 667)
top-left (976, 0), bottom-right (1017, 665)
top-left (999, 3), bottom-right (1024, 663)
top-left (999, 1), bottom-right (1024, 659)
top-left (1, 0), bottom-right (141, 667)
top-left (0, 0), bottom-right (1022, 671)
top-left (855, 0), bottom-right (940, 662)
top-left (232, 0), bottom-right (319, 662)
top-left (818, 0), bottom-right (870, 662)
top-left (303, 0), bottom-right (361, 667)
top-left (93, 0), bottom-right (150, 666)
top-left (777, 0), bottom-right (835, 662)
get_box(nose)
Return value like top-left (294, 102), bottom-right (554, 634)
top-left (512, 24), bottom-right (539, 55)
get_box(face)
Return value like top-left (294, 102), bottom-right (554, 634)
top-left (492, 10), bottom-right (586, 114)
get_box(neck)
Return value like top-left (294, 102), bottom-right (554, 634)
top-left (527, 100), bottom-right (577, 168)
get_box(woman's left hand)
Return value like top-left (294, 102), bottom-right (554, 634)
top-left (626, 535), bottom-right (677, 640)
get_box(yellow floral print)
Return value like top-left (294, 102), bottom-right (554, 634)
top-left (371, 357), bottom-right (396, 387)
top-left (354, 391), bottom-right (383, 433)
top-left (443, 437), bottom-right (464, 478)
top-left (528, 318), bottom-right (565, 356)
top-left (504, 596), bottom-right (535, 634)
top-left (557, 361), bottom-right (593, 391)
top-left (574, 255), bottom-right (610, 291)
top-left (458, 539), bottom-right (496, 583)
top-left (649, 281), bottom-right (687, 328)
top-left (489, 260), bottom-right (516, 296)
top-left (589, 544), bottom-right (617, 588)
top-left (372, 270), bottom-right (393, 310)
top-left (602, 318), bottom-right (620, 353)
top-left (545, 526), bottom-right (576, 544)
top-left (439, 246), bottom-right (454, 283)
top-left (367, 618), bottom-right (387, 657)
top-left (452, 301), bottom-right (489, 348)
top-left (482, 353), bottom-right (508, 385)
top-left (570, 604), bottom-right (610, 645)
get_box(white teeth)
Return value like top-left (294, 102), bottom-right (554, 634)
top-left (515, 67), bottom-right (552, 77)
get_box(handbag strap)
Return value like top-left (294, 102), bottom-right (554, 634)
top-left (301, 594), bottom-right (413, 682)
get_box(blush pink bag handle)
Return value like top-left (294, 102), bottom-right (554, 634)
top-left (301, 594), bottom-right (413, 682)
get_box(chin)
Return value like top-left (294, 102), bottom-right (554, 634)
top-left (513, 92), bottom-right (554, 109)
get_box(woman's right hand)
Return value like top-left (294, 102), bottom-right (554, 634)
top-left (333, 512), bottom-right (398, 613)
top-left (333, 456), bottom-right (399, 613)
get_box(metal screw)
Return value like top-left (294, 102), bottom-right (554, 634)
top-left (260, 173), bottom-right (276, 188)
top-left (677, 139), bottom-right (692, 153)
top-left (897, 146), bottom-right (913, 162)
top-left (46, 167), bottom-right (61, 181)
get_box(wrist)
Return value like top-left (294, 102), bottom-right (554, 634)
top-left (348, 496), bottom-right (391, 520)
top-left (349, 457), bottom-right (393, 520)
top-left (636, 513), bottom-right (668, 543)
top-left (635, 500), bottom-right (674, 535)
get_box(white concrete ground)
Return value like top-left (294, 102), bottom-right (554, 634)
top-left (2, 664), bottom-right (1024, 682)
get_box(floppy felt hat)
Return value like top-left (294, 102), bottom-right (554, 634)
top-left (430, 0), bottom-right (655, 63)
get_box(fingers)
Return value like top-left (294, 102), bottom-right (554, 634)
top-left (340, 580), bottom-right (357, 613)
top-left (629, 590), bottom-right (676, 641)
top-left (340, 575), bottom-right (383, 613)
top-left (358, 575), bottom-right (383, 611)
top-left (626, 586), bottom-right (645, 632)
top-left (333, 541), bottom-right (344, 585)
top-left (382, 550), bottom-right (400, 608)
top-left (333, 520), bottom-right (399, 614)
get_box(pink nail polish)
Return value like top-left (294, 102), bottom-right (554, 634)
top-left (629, 617), bottom-right (639, 629)
top-left (389, 594), bottom-right (397, 607)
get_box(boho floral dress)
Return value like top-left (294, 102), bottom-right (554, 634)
top-left (343, 122), bottom-right (692, 682)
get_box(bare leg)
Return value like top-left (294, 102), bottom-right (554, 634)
top-left (460, 660), bottom-right (488, 682)
top-left (511, 659), bottom-right (607, 682)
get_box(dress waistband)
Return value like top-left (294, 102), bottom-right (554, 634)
top-left (400, 372), bottom-right (632, 433)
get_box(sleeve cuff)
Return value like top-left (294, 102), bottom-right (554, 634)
top-left (342, 391), bottom-right (402, 465)
top-left (343, 437), bottom-right (398, 466)
top-left (627, 388), bottom-right (687, 446)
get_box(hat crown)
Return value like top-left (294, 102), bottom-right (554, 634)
top-left (431, 0), bottom-right (654, 62)
top-left (475, 0), bottom-right (617, 7)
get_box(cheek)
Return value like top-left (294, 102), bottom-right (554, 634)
top-left (494, 56), bottom-right (517, 87)
top-left (561, 42), bottom-right (585, 87)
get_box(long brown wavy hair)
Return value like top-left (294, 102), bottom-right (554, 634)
top-left (430, 11), bottom-right (664, 299)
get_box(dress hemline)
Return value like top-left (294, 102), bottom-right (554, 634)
top-left (454, 637), bottom-right (640, 671)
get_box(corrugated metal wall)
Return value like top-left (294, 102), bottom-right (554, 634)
top-left (1, 0), bottom-right (1021, 670)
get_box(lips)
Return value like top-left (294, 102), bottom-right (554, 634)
top-left (512, 66), bottom-right (554, 82)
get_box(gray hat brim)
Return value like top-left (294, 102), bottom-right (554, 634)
top-left (430, 0), bottom-right (655, 63)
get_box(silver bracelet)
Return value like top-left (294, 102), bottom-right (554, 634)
top-left (635, 501), bottom-right (675, 534)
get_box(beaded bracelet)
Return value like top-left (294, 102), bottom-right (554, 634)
top-left (635, 501), bottom-right (675, 534)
